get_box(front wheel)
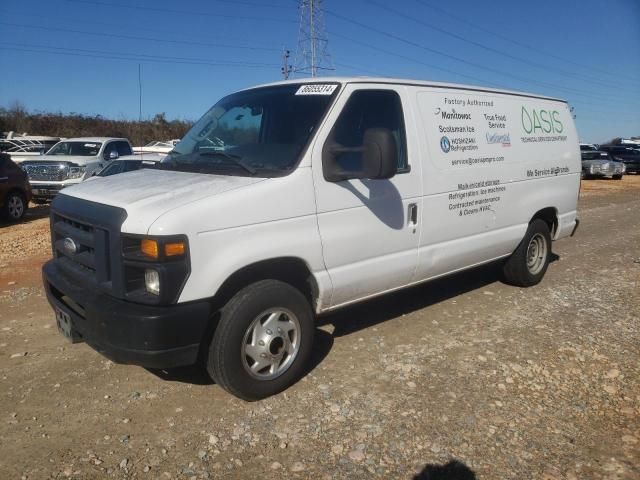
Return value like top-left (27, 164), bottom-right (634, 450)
top-left (502, 219), bottom-right (551, 287)
top-left (612, 174), bottom-right (623, 180)
top-left (1, 191), bottom-right (27, 222)
top-left (207, 280), bottom-right (315, 401)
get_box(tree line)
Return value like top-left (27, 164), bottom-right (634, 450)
top-left (0, 104), bottom-right (193, 147)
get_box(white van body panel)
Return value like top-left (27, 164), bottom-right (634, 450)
top-left (411, 88), bottom-right (579, 281)
top-left (55, 78), bottom-right (580, 314)
top-left (147, 167), bottom-right (330, 306)
top-left (310, 83), bottom-right (423, 308)
top-left (63, 168), bottom-right (266, 234)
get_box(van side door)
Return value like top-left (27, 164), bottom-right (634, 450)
top-left (311, 84), bottom-right (422, 308)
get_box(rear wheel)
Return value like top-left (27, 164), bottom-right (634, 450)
top-left (503, 219), bottom-right (551, 287)
top-left (1, 191), bottom-right (27, 222)
top-left (612, 174), bottom-right (623, 180)
top-left (207, 280), bottom-right (314, 401)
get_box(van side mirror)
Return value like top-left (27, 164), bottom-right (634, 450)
top-left (323, 127), bottom-right (397, 182)
top-left (361, 128), bottom-right (397, 180)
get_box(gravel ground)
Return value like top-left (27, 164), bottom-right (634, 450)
top-left (0, 177), bottom-right (639, 479)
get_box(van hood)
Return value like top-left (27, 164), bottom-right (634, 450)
top-left (60, 169), bottom-right (266, 232)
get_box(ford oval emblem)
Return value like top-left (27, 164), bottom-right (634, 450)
top-left (63, 237), bottom-right (78, 255)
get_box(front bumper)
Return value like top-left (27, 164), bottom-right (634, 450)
top-left (43, 260), bottom-right (211, 368)
top-left (584, 167), bottom-right (624, 177)
top-left (30, 182), bottom-right (77, 199)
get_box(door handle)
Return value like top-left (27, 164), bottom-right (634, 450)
top-left (408, 203), bottom-right (418, 226)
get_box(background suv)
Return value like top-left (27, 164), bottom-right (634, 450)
top-left (0, 152), bottom-right (32, 222)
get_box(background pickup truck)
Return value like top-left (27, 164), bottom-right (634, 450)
top-left (20, 137), bottom-right (133, 202)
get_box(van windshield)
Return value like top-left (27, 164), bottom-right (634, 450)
top-left (164, 83), bottom-right (339, 177)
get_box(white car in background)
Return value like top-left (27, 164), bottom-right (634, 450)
top-left (132, 140), bottom-right (179, 155)
top-left (20, 137), bottom-right (133, 202)
top-left (0, 133), bottom-right (61, 163)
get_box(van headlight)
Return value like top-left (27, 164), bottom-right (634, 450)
top-left (145, 269), bottom-right (160, 295)
top-left (121, 235), bottom-right (190, 304)
top-left (67, 166), bottom-right (86, 179)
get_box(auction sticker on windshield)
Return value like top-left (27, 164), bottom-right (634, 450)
top-left (295, 84), bottom-right (338, 95)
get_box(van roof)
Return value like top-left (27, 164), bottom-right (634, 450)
top-left (245, 77), bottom-right (567, 103)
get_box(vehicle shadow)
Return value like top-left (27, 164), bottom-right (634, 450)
top-left (413, 459), bottom-right (477, 480)
top-left (0, 202), bottom-right (50, 228)
top-left (320, 255), bottom-right (559, 336)
top-left (145, 328), bottom-right (334, 388)
top-left (146, 256), bottom-right (558, 390)
top-left (25, 202), bottom-right (51, 220)
top-left (318, 261), bottom-right (503, 336)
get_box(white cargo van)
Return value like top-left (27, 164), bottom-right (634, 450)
top-left (43, 78), bottom-right (580, 400)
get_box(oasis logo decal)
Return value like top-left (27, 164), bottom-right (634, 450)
top-left (521, 107), bottom-right (563, 134)
top-left (440, 136), bottom-right (451, 153)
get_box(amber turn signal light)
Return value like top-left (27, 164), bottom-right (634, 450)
top-left (164, 242), bottom-right (186, 257)
top-left (141, 239), bottom-right (159, 259)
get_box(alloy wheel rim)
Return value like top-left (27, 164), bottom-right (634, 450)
top-left (241, 308), bottom-right (301, 380)
top-left (8, 196), bottom-right (24, 219)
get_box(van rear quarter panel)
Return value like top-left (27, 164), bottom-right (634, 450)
top-left (411, 87), bottom-right (579, 280)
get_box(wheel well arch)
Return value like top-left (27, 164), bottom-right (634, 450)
top-left (5, 187), bottom-right (27, 199)
top-left (210, 257), bottom-right (319, 312)
top-left (531, 207), bottom-right (558, 238)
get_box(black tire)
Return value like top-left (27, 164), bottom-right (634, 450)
top-left (502, 219), bottom-right (551, 287)
top-left (1, 191), bottom-right (27, 222)
top-left (612, 174), bottom-right (623, 180)
top-left (207, 280), bottom-right (315, 401)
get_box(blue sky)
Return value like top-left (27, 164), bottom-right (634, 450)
top-left (0, 0), bottom-right (638, 143)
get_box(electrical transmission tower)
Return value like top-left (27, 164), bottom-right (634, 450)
top-left (293, 0), bottom-right (333, 77)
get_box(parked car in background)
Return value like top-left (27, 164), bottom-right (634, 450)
top-left (132, 140), bottom-right (179, 155)
top-left (598, 145), bottom-right (640, 174)
top-left (0, 152), bottom-right (32, 222)
top-left (581, 151), bottom-right (625, 179)
top-left (20, 137), bottom-right (133, 202)
top-left (579, 143), bottom-right (598, 151)
top-left (93, 153), bottom-right (165, 178)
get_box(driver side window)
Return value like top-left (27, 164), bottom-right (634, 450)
top-left (327, 89), bottom-right (408, 175)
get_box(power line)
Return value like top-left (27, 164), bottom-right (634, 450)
top-left (413, 0), bottom-right (640, 86)
top-left (0, 9), bottom-right (285, 48)
top-left (0, 43), bottom-right (280, 69)
top-left (329, 30), bottom-right (503, 88)
top-left (323, 8), bottom-right (639, 105)
top-left (65, 0), bottom-right (297, 23)
top-left (0, 21), bottom-right (281, 52)
top-left (368, 0), bottom-right (639, 94)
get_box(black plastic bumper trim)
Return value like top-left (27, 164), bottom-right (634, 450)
top-left (43, 260), bottom-right (210, 369)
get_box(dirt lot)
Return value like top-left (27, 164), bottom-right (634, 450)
top-left (1, 176), bottom-right (639, 479)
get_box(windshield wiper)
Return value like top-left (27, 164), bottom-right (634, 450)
top-left (198, 151), bottom-right (256, 175)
